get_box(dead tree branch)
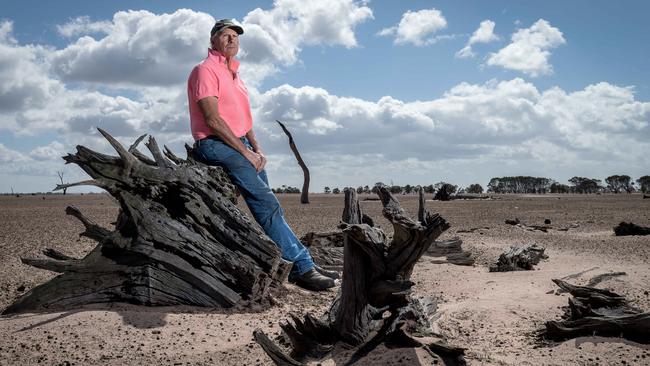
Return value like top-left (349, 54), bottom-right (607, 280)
top-left (276, 120), bottom-right (310, 204)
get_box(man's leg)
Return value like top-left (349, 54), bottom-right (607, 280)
top-left (194, 138), bottom-right (314, 275)
top-left (232, 148), bottom-right (338, 281)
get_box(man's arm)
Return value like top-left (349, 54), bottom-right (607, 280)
top-left (197, 96), bottom-right (263, 172)
top-left (245, 128), bottom-right (266, 171)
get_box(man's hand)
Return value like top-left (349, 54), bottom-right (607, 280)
top-left (244, 150), bottom-right (264, 172)
top-left (246, 129), bottom-right (266, 172)
top-left (197, 97), bottom-right (267, 173)
top-left (256, 151), bottom-right (267, 172)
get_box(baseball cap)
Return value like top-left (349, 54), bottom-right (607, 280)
top-left (210, 19), bottom-right (244, 37)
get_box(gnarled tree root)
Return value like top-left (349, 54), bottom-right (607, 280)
top-left (542, 279), bottom-right (650, 344)
top-left (302, 188), bottom-right (473, 269)
top-left (254, 187), bottom-right (466, 365)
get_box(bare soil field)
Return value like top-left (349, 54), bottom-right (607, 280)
top-left (1, 193), bottom-right (649, 365)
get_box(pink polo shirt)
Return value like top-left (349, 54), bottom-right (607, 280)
top-left (187, 49), bottom-right (253, 140)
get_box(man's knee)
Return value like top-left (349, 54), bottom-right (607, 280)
top-left (249, 191), bottom-right (283, 225)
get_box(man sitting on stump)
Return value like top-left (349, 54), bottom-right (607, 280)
top-left (187, 19), bottom-right (336, 291)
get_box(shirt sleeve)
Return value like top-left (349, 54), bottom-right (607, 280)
top-left (192, 65), bottom-right (220, 102)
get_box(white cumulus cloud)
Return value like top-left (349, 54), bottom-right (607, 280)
top-left (56, 16), bottom-right (113, 37)
top-left (378, 9), bottom-right (447, 46)
top-left (486, 19), bottom-right (565, 76)
top-left (49, 9), bottom-right (214, 87)
top-left (47, 3), bottom-right (372, 89)
top-left (455, 20), bottom-right (499, 59)
top-left (253, 78), bottom-right (648, 189)
top-left (0, 3), bottom-right (375, 185)
top-left (0, 21), bottom-right (62, 118)
top-left (29, 141), bottom-right (67, 161)
top-left (252, 78), bottom-right (649, 168)
top-left (0, 143), bottom-right (28, 163)
top-left (0, 6), bottom-right (648, 192)
top-left (240, 0), bottom-right (373, 86)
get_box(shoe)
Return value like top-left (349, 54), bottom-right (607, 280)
top-left (291, 269), bottom-right (335, 291)
top-left (314, 265), bottom-right (340, 280)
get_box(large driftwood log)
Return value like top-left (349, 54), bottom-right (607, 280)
top-left (489, 243), bottom-right (547, 272)
top-left (613, 222), bottom-right (650, 236)
top-left (3, 129), bottom-right (289, 314)
top-left (276, 120), bottom-right (310, 204)
top-left (543, 279), bottom-right (650, 344)
top-left (254, 187), bottom-right (467, 365)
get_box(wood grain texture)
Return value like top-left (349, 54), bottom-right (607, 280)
top-left (255, 187), bottom-right (466, 364)
top-left (544, 279), bottom-right (650, 344)
top-left (3, 129), bottom-right (288, 314)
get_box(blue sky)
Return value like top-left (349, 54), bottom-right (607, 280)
top-left (1, 1), bottom-right (649, 193)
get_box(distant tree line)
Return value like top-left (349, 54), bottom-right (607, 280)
top-left (323, 182), bottom-right (465, 197)
top-left (487, 175), bottom-right (648, 194)
top-left (319, 175), bottom-right (650, 196)
top-left (272, 185), bottom-right (301, 194)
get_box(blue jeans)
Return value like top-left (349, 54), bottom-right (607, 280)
top-left (193, 136), bottom-right (315, 276)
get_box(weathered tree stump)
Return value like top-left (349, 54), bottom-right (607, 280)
top-left (543, 279), bottom-right (650, 344)
top-left (254, 187), bottom-right (467, 365)
top-left (613, 222), bottom-right (650, 236)
top-left (299, 231), bottom-right (344, 270)
top-left (2, 129), bottom-right (289, 314)
top-left (298, 192), bottom-right (373, 271)
top-left (301, 189), bottom-right (473, 270)
top-left (489, 243), bottom-right (547, 272)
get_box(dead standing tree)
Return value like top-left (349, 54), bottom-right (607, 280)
top-left (2, 129), bottom-right (290, 314)
top-left (276, 120), bottom-right (310, 204)
top-left (254, 188), bottom-right (467, 365)
top-left (56, 170), bottom-right (67, 195)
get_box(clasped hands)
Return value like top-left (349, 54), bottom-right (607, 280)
top-left (245, 148), bottom-right (266, 173)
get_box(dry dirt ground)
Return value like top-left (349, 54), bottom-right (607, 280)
top-left (1, 193), bottom-right (649, 365)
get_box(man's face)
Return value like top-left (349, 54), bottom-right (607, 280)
top-left (212, 28), bottom-right (239, 58)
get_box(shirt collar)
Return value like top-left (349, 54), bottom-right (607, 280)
top-left (208, 49), bottom-right (240, 71)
